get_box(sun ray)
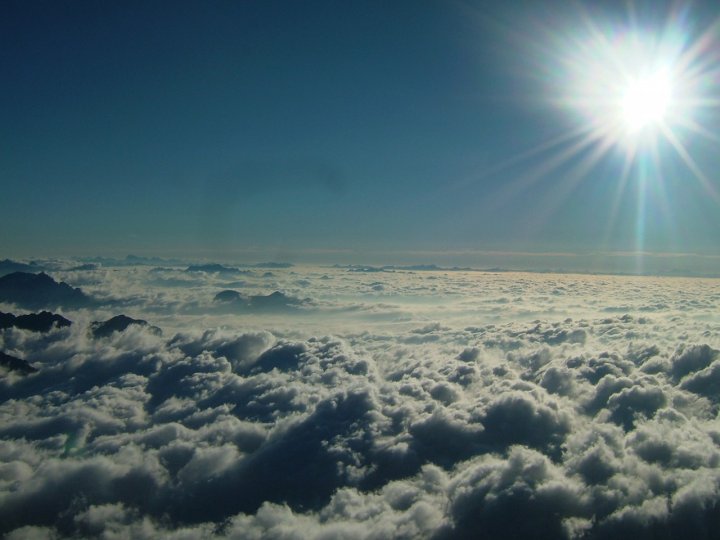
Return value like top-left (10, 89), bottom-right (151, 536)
top-left (647, 126), bottom-right (679, 253)
top-left (520, 1), bottom-right (720, 258)
top-left (634, 156), bottom-right (649, 272)
top-left (602, 141), bottom-right (640, 249)
top-left (446, 1), bottom-right (719, 256)
top-left (443, 123), bottom-right (606, 230)
top-left (660, 124), bottom-right (720, 204)
top-left (520, 129), bottom-right (619, 240)
top-left (674, 16), bottom-right (720, 75)
top-left (675, 116), bottom-right (720, 144)
top-left (682, 97), bottom-right (720, 107)
top-left (488, 127), bottom-right (606, 206)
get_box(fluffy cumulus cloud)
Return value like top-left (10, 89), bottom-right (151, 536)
top-left (2, 264), bottom-right (720, 538)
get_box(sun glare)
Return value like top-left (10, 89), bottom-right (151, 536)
top-left (535, 4), bottom-right (720, 204)
top-left (485, 4), bottom-right (720, 268)
top-left (620, 68), bottom-right (672, 133)
top-left (559, 31), bottom-right (688, 151)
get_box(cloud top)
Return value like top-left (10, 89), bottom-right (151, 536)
top-left (1, 264), bottom-right (719, 538)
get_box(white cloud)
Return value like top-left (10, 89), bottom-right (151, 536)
top-left (1, 264), bottom-right (720, 538)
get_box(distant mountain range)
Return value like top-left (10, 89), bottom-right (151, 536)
top-left (186, 262), bottom-right (293, 274)
top-left (334, 264), bottom-right (474, 273)
top-left (246, 262), bottom-right (293, 269)
top-left (0, 311), bottom-right (72, 332)
top-left (0, 259), bottom-right (45, 277)
top-left (0, 351), bottom-right (37, 375)
top-left (79, 255), bottom-right (187, 267)
top-left (70, 255), bottom-right (294, 270)
top-left (186, 264), bottom-right (253, 275)
top-left (0, 312), bottom-right (161, 377)
top-left (213, 289), bottom-right (307, 312)
top-left (67, 263), bottom-right (99, 271)
top-left (0, 272), bottom-right (94, 309)
top-left (90, 314), bottom-right (161, 338)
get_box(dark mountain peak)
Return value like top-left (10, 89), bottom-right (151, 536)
top-left (249, 291), bottom-right (305, 311)
top-left (214, 290), bottom-right (243, 303)
top-left (0, 312), bottom-right (15, 327)
top-left (68, 263), bottom-right (98, 271)
top-left (0, 351), bottom-right (37, 375)
top-left (0, 272), bottom-right (93, 309)
top-left (90, 315), bottom-right (161, 338)
top-left (0, 311), bottom-right (72, 332)
top-left (3, 271), bottom-right (53, 286)
top-left (212, 289), bottom-right (307, 313)
top-left (186, 264), bottom-right (247, 274)
top-left (0, 259), bottom-right (42, 277)
top-left (250, 262), bottom-right (293, 269)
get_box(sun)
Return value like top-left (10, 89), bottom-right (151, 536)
top-left (620, 68), bottom-right (672, 134)
top-left (545, 8), bottom-right (720, 178)
top-left (469, 3), bottom-right (720, 231)
top-left (557, 30), bottom-right (689, 153)
top-left (483, 3), bottom-right (720, 259)
top-left (531, 4), bottom-right (720, 257)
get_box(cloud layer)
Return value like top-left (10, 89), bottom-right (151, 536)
top-left (2, 263), bottom-right (720, 539)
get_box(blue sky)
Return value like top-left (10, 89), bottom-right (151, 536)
top-left (2, 0), bottom-right (719, 271)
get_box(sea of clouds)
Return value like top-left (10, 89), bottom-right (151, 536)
top-left (2, 262), bottom-right (720, 539)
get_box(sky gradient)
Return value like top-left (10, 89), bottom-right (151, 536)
top-left (2, 0), bottom-right (719, 272)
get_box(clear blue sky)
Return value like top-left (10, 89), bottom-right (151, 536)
top-left (2, 0), bottom-right (719, 269)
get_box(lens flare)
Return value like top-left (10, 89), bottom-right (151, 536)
top-left (460, 3), bottom-right (719, 272)
top-left (549, 7), bottom-right (720, 261)
top-left (550, 7), bottom-right (720, 188)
